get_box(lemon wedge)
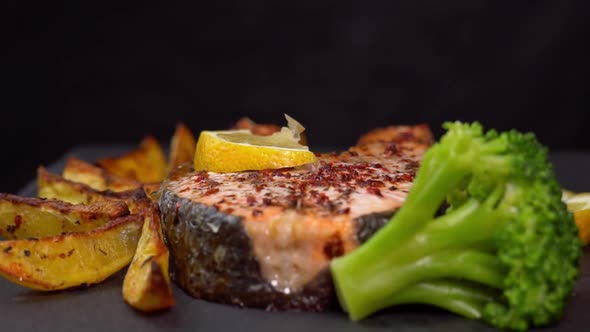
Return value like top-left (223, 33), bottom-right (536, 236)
top-left (194, 116), bottom-right (317, 173)
top-left (563, 190), bottom-right (590, 246)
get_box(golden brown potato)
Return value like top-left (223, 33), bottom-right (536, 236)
top-left (113, 188), bottom-right (154, 214)
top-left (233, 117), bottom-right (281, 136)
top-left (0, 124), bottom-right (192, 300)
top-left (38, 166), bottom-right (111, 205)
top-left (0, 126), bottom-right (182, 298)
top-left (63, 157), bottom-right (141, 192)
top-left (168, 123), bottom-right (196, 172)
top-left (355, 124), bottom-right (434, 146)
top-left (97, 136), bottom-right (168, 183)
top-left (0, 193), bottom-right (129, 239)
top-left (62, 157), bottom-right (107, 191)
top-left (0, 214), bottom-right (142, 291)
top-left (38, 167), bottom-right (153, 214)
top-left (123, 206), bottom-right (174, 312)
top-left (142, 183), bottom-right (162, 202)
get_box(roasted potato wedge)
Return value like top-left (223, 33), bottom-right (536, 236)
top-left (123, 206), bottom-right (174, 312)
top-left (0, 126), bottom-right (180, 300)
top-left (39, 167), bottom-right (153, 214)
top-left (38, 166), bottom-right (112, 204)
top-left (0, 193), bottom-right (129, 239)
top-left (168, 123), bottom-right (196, 172)
top-left (0, 214), bottom-right (142, 291)
top-left (97, 136), bottom-right (168, 183)
top-left (62, 157), bottom-right (108, 191)
top-left (233, 117), bottom-right (281, 136)
top-left (142, 183), bottom-right (162, 201)
top-left (63, 157), bottom-right (141, 192)
top-left (114, 189), bottom-right (154, 214)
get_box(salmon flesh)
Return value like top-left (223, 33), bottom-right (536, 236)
top-left (158, 124), bottom-right (433, 311)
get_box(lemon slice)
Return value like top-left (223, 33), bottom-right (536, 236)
top-left (194, 117), bottom-right (317, 173)
top-left (563, 191), bottom-right (590, 246)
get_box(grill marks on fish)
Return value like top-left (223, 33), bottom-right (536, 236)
top-left (161, 124), bottom-right (432, 309)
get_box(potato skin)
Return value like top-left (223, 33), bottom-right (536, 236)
top-left (123, 207), bottom-right (174, 312)
top-left (0, 193), bottom-right (129, 239)
top-left (63, 157), bottom-right (142, 192)
top-left (168, 123), bottom-right (196, 172)
top-left (97, 136), bottom-right (168, 183)
top-left (37, 166), bottom-right (111, 205)
top-left (0, 215), bottom-right (142, 291)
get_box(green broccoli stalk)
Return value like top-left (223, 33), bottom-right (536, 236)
top-left (330, 122), bottom-right (582, 331)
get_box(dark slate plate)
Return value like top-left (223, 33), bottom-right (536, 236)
top-left (2, 146), bottom-right (589, 332)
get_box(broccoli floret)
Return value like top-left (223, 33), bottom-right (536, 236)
top-left (330, 122), bottom-right (581, 331)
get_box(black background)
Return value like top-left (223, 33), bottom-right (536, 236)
top-left (3, 1), bottom-right (590, 193)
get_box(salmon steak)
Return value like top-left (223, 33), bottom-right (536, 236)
top-left (158, 124), bottom-right (433, 311)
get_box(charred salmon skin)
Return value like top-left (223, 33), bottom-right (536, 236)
top-left (158, 124), bottom-right (433, 311)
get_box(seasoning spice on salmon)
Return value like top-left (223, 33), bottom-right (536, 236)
top-left (160, 124), bottom-right (433, 311)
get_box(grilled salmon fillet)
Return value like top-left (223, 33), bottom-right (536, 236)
top-left (158, 124), bottom-right (433, 310)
